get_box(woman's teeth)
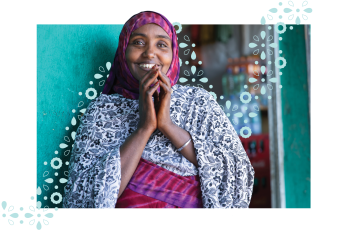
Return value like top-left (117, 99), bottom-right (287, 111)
top-left (139, 64), bottom-right (155, 69)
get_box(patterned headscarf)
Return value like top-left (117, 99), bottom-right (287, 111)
top-left (102, 11), bottom-right (180, 100)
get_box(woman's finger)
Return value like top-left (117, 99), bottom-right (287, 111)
top-left (139, 65), bottom-right (159, 86)
top-left (142, 69), bottom-right (159, 90)
top-left (146, 81), bottom-right (159, 97)
top-left (157, 70), bottom-right (171, 87)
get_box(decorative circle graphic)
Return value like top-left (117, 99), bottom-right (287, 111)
top-left (85, 88), bottom-right (97, 100)
top-left (240, 126), bottom-right (252, 138)
top-left (275, 57), bottom-right (287, 68)
top-left (240, 92), bottom-right (252, 104)
top-left (50, 192), bottom-right (62, 204)
top-left (172, 22), bottom-right (182, 34)
top-left (275, 22), bottom-right (286, 34)
top-left (50, 157), bottom-right (62, 170)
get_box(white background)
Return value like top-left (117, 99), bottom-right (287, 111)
top-left (0, 0), bottom-right (345, 230)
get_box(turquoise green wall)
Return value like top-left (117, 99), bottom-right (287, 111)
top-left (37, 25), bottom-right (122, 208)
top-left (280, 25), bottom-right (311, 208)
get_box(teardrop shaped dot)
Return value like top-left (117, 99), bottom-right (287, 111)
top-left (36, 201), bottom-right (42, 209)
top-left (226, 100), bottom-right (231, 109)
top-left (37, 187), bottom-right (42, 196)
top-left (37, 221), bottom-right (42, 230)
top-left (71, 117), bottom-right (76, 126)
top-left (296, 16), bottom-right (301, 25)
top-left (304, 8), bottom-right (312, 13)
top-left (260, 31), bottom-right (266, 40)
top-left (249, 43), bottom-right (258, 48)
top-left (261, 51), bottom-right (266, 60)
top-left (269, 78), bottom-right (277, 83)
top-left (179, 43), bottom-right (188, 48)
top-left (191, 66), bottom-right (196, 75)
top-left (71, 131), bottom-right (76, 140)
top-left (268, 96), bottom-right (272, 99)
top-left (191, 51), bottom-right (196, 60)
top-left (94, 74), bottom-right (103, 79)
top-left (45, 178), bottom-right (53, 184)
top-left (59, 178), bottom-right (68, 184)
top-left (25, 213), bottom-right (33, 218)
top-left (261, 86), bottom-right (266, 95)
top-left (249, 112), bottom-right (257, 118)
top-left (269, 8), bottom-right (277, 13)
top-left (199, 77), bottom-right (208, 83)
top-left (179, 78), bottom-right (188, 83)
top-left (59, 143), bottom-right (68, 149)
top-left (45, 213), bottom-right (54, 218)
top-left (255, 96), bottom-right (259, 99)
top-left (249, 78), bottom-right (257, 83)
top-left (227, 113), bottom-right (230, 117)
top-left (261, 16), bottom-right (266, 25)
top-left (106, 62), bottom-right (111, 71)
top-left (261, 66), bottom-right (266, 74)
top-left (234, 112), bottom-right (243, 118)
top-left (1, 201), bottom-right (7, 210)
top-left (269, 43), bottom-right (277, 48)
top-left (284, 8), bottom-right (292, 13)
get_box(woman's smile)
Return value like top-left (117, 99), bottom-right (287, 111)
top-left (125, 23), bottom-right (173, 81)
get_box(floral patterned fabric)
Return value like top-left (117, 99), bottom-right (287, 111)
top-left (62, 84), bottom-right (255, 208)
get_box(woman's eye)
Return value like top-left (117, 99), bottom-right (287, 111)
top-left (134, 40), bottom-right (144, 45)
top-left (158, 43), bottom-right (167, 48)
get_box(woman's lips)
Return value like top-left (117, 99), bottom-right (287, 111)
top-left (137, 64), bottom-right (159, 72)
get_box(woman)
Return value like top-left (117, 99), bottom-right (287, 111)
top-left (62, 11), bottom-right (255, 208)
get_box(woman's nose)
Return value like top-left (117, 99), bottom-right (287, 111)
top-left (143, 45), bottom-right (156, 58)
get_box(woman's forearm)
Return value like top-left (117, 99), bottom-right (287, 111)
top-left (160, 122), bottom-right (198, 167)
top-left (118, 127), bottom-right (153, 198)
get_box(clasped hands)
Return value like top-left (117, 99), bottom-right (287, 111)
top-left (137, 65), bottom-right (174, 134)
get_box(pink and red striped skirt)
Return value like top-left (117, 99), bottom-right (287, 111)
top-left (115, 158), bottom-right (203, 208)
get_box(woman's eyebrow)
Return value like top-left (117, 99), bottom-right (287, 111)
top-left (130, 32), bottom-right (171, 42)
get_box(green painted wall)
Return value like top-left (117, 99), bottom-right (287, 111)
top-left (279, 25), bottom-right (311, 208)
top-left (37, 25), bottom-right (122, 208)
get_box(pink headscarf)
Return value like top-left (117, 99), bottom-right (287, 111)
top-left (102, 11), bottom-right (180, 100)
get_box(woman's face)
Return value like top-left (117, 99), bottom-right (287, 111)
top-left (125, 23), bottom-right (173, 82)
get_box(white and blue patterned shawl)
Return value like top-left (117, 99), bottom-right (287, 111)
top-left (62, 84), bottom-right (255, 208)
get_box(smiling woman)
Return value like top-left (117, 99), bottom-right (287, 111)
top-left (62, 11), bottom-right (255, 208)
